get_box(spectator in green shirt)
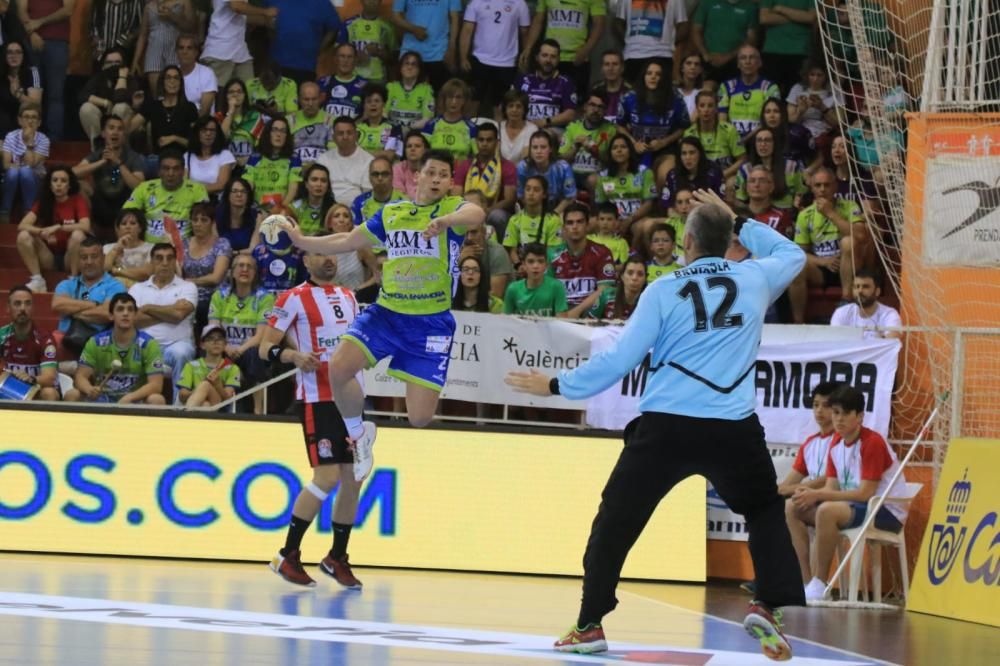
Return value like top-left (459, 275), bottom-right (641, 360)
top-left (692, 0), bottom-right (760, 86)
top-left (503, 243), bottom-right (569, 317)
top-left (760, 0), bottom-right (818, 95)
top-left (177, 324), bottom-right (242, 407)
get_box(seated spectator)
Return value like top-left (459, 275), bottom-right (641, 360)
top-left (618, 59), bottom-right (691, 182)
top-left (393, 129), bottom-right (427, 199)
top-left (288, 163), bottom-right (336, 237)
top-left (315, 116), bottom-right (373, 207)
top-left (787, 385), bottom-right (906, 602)
top-left (216, 177), bottom-right (260, 253)
top-left (846, 94), bottom-right (905, 185)
top-left (64, 292), bottom-right (167, 405)
top-left (502, 175), bottom-right (563, 267)
top-left (324, 203), bottom-right (377, 292)
top-left (830, 269), bottom-right (902, 339)
top-left (217, 77), bottom-right (266, 168)
top-left (789, 167), bottom-right (866, 323)
top-left (595, 133), bottom-right (656, 238)
top-left (246, 59), bottom-right (299, 120)
top-left (342, 0), bottom-right (397, 85)
top-left (760, 97), bottom-right (814, 166)
top-left (453, 123), bottom-right (516, 229)
top-left (559, 90), bottom-right (616, 189)
top-left (0, 40), bottom-right (42, 137)
top-left (588, 203), bottom-right (630, 270)
top-left (684, 90), bottom-right (746, 187)
top-left (516, 131), bottom-right (577, 214)
top-left (182, 202), bottom-right (233, 332)
top-left (78, 48), bottom-right (142, 149)
top-left (659, 186), bottom-right (693, 262)
top-left (104, 209), bottom-right (154, 287)
top-left (353, 157), bottom-right (405, 227)
top-left (0, 285), bottom-right (60, 401)
top-left (51, 237), bottom-right (127, 354)
top-left (287, 81), bottom-right (332, 166)
top-left (585, 255), bottom-right (647, 320)
top-left (734, 127), bottom-right (806, 210)
top-left (208, 253), bottom-right (274, 414)
top-left (357, 83), bottom-right (404, 161)
top-left (591, 50), bottom-right (631, 124)
top-left (184, 115), bottom-right (236, 198)
top-left (422, 78), bottom-right (477, 163)
top-left (131, 0), bottom-right (196, 93)
top-left (453, 254), bottom-right (502, 313)
top-left (498, 89), bottom-right (538, 163)
top-left (548, 203), bottom-right (616, 316)
top-left (386, 51), bottom-right (435, 130)
top-left (514, 39), bottom-right (576, 131)
top-left (90, 1), bottom-right (144, 67)
top-left (73, 115), bottom-right (147, 242)
top-left (130, 242), bottom-right (198, 391)
top-left (743, 165), bottom-right (795, 239)
top-left (677, 54), bottom-right (705, 119)
top-left (129, 64), bottom-right (198, 158)
top-left (177, 323), bottom-right (241, 407)
top-left (176, 34), bottom-right (217, 116)
top-left (661, 136), bottom-right (723, 210)
top-left (123, 148), bottom-right (209, 243)
top-left (201, 0), bottom-right (272, 87)
top-left (319, 42), bottom-right (367, 120)
top-left (646, 222), bottom-right (683, 283)
top-left (252, 234), bottom-right (307, 296)
top-left (718, 45), bottom-right (781, 139)
top-left (460, 201), bottom-right (514, 299)
top-left (244, 117), bottom-right (302, 212)
top-left (692, 0), bottom-right (757, 86)
top-left (787, 62), bottom-right (838, 142)
top-left (16, 166), bottom-right (90, 287)
top-left (1, 101), bottom-right (48, 223)
top-left (502, 242), bottom-right (568, 317)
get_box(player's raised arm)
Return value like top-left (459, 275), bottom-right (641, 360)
top-left (280, 219), bottom-right (373, 256)
top-left (423, 202), bottom-right (486, 239)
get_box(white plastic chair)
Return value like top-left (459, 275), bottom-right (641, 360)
top-left (839, 481), bottom-right (922, 603)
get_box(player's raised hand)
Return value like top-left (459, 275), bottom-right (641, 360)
top-left (505, 369), bottom-right (553, 396)
top-left (691, 189), bottom-right (737, 221)
top-left (423, 216), bottom-right (447, 239)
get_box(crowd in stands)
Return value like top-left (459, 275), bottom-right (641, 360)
top-left (0, 0), bottom-right (905, 409)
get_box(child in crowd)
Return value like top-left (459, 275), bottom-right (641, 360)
top-left (588, 203), bottom-right (629, 272)
top-left (2, 102), bottom-right (49, 222)
top-left (503, 243), bottom-right (568, 317)
top-left (177, 324), bottom-right (242, 407)
top-left (645, 223), bottom-right (683, 283)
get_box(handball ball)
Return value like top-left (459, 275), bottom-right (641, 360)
top-left (260, 214), bottom-right (293, 252)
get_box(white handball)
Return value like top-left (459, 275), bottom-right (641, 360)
top-left (260, 214), bottom-right (291, 246)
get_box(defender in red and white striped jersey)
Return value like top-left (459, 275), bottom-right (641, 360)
top-left (259, 249), bottom-right (369, 590)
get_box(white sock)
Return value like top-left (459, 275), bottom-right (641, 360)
top-left (31, 274), bottom-right (42, 279)
top-left (343, 415), bottom-right (365, 439)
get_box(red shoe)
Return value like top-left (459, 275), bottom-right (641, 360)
top-left (553, 623), bottom-right (607, 653)
top-left (744, 601), bottom-right (792, 661)
top-left (319, 552), bottom-right (363, 590)
top-left (269, 549), bottom-right (316, 587)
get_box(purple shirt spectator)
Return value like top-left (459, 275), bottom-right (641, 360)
top-left (515, 72), bottom-right (577, 123)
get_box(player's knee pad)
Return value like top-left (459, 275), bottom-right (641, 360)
top-left (305, 481), bottom-right (329, 501)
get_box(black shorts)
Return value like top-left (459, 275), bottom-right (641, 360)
top-left (299, 401), bottom-right (352, 467)
top-left (469, 58), bottom-right (517, 111)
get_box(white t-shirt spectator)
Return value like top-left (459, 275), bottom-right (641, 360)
top-left (316, 146), bottom-right (374, 207)
top-left (183, 150), bottom-right (237, 189)
top-left (202, 0), bottom-right (252, 63)
top-left (183, 63), bottom-right (219, 110)
top-left (616, 0), bottom-right (688, 61)
top-left (830, 302), bottom-right (902, 339)
top-left (129, 275), bottom-right (198, 345)
top-left (463, 0), bottom-right (531, 67)
top-left (500, 120), bottom-right (538, 162)
top-left (786, 84), bottom-right (836, 138)
top-left (103, 241), bottom-right (154, 270)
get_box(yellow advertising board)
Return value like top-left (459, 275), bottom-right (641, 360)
top-left (908, 438), bottom-right (1000, 627)
top-left (0, 410), bottom-right (705, 581)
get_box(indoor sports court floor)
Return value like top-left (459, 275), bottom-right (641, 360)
top-left (0, 553), bottom-right (995, 665)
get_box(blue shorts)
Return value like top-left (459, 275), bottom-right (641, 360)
top-left (846, 501), bottom-right (903, 533)
top-left (342, 303), bottom-right (455, 391)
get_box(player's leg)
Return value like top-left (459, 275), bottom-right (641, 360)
top-left (387, 310), bottom-right (455, 428)
top-left (807, 499), bottom-right (854, 599)
top-left (317, 462), bottom-right (364, 589)
top-left (785, 499), bottom-right (817, 585)
top-left (557, 415), bottom-right (691, 654)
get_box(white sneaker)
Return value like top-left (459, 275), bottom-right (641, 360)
top-left (26, 275), bottom-right (47, 293)
top-left (804, 577), bottom-right (828, 601)
top-left (351, 421), bottom-right (377, 482)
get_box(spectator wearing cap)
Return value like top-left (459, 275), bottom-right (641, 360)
top-left (177, 323), bottom-right (241, 407)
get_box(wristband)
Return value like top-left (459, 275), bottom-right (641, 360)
top-left (267, 345), bottom-right (283, 365)
top-left (733, 215), bottom-right (748, 236)
top-left (549, 377), bottom-right (560, 396)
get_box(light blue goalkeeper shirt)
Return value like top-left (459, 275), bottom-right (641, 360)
top-left (558, 220), bottom-right (806, 420)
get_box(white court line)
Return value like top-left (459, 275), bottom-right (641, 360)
top-left (0, 591), bottom-right (876, 666)
top-left (620, 589), bottom-right (900, 666)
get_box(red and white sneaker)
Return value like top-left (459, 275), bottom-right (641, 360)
top-left (349, 421), bottom-right (377, 482)
top-left (319, 552), bottom-right (363, 590)
top-left (269, 549), bottom-right (316, 587)
top-left (553, 623), bottom-right (607, 654)
top-left (744, 601), bottom-right (792, 661)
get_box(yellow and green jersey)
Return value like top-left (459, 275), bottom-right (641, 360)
top-left (387, 81), bottom-right (435, 129)
top-left (588, 233), bottom-right (630, 265)
top-left (795, 200), bottom-right (862, 257)
top-left (683, 121), bottom-right (745, 168)
top-left (208, 286), bottom-right (275, 348)
top-left (502, 211), bottom-right (563, 252)
top-left (718, 77), bottom-right (782, 137)
top-left (123, 179), bottom-right (209, 243)
top-left (79, 330), bottom-right (163, 401)
top-left (341, 15), bottom-right (397, 82)
top-left (246, 76), bottom-right (299, 117)
top-left (178, 358), bottom-right (242, 392)
top-left (538, 0), bottom-right (607, 62)
top-left (647, 257), bottom-right (683, 283)
top-left (244, 155), bottom-right (303, 208)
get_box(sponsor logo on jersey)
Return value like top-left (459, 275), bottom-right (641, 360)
top-left (385, 230), bottom-right (440, 259)
top-left (425, 336), bottom-right (452, 354)
top-left (318, 439), bottom-right (333, 458)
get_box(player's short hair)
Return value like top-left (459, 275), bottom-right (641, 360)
top-left (649, 222), bottom-right (676, 242)
top-left (109, 292), bottom-right (137, 313)
top-left (522, 243), bottom-right (548, 260)
top-left (811, 381), bottom-right (842, 400)
top-left (827, 385), bottom-right (865, 413)
top-left (420, 149), bottom-right (454, 173)
top-left (685, 203), bottom-right (732, 258)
